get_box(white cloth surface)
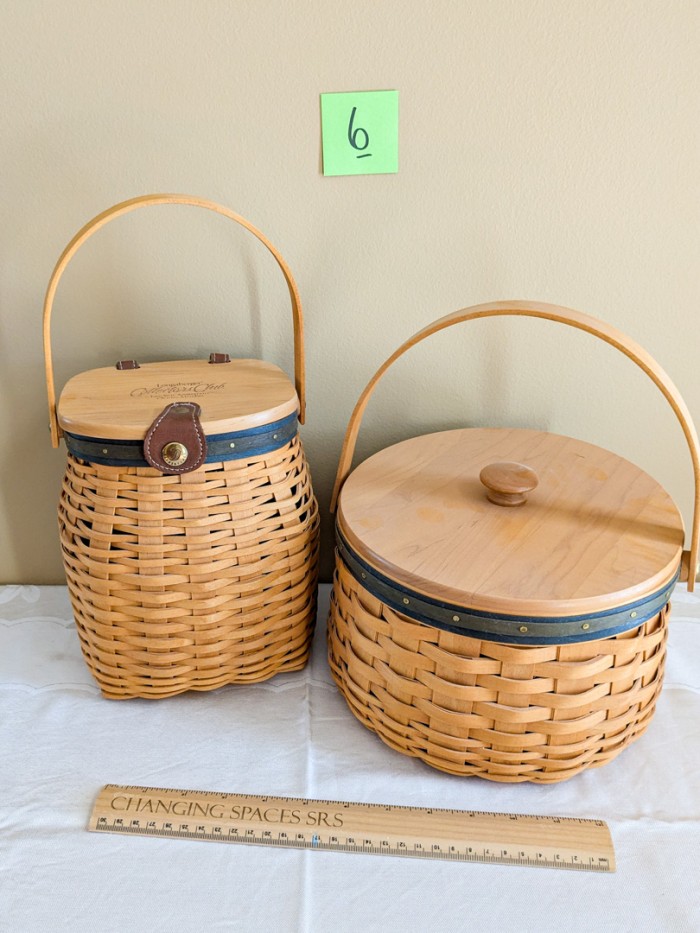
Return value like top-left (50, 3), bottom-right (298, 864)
top-left (1, 583), bottom-right (699, 933)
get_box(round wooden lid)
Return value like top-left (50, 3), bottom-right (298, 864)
top-left (57, 358), bottom-right (298, 440)
top-left (337, 427), bottom-right (684, 618)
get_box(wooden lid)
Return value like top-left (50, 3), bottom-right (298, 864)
top-left (337, 427), bottom-right (684, 618)
top-left (57, 358), bottom-right (298, 440)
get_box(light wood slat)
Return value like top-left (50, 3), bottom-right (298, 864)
top-left (57, 358), bottom-right (298, 439)
top-left (88, 784), bottom-right (615, 871)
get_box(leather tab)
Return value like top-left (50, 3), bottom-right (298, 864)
top-left (116, 359), bottom-right (140, 370)
top-left (209, 352), bottom-right (231, 364)
top-left (144, 402), bottom-right (207, 474)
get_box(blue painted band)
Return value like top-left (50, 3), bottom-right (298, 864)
top-left (65, 413), bottom-right (298, 467)
top-left (336, 527), bottom-right (677, 645)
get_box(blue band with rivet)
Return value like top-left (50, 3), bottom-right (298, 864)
top-left (336, 526), bottom-right (677, 645)
top-left (65, 413), bottom-right (298, 467)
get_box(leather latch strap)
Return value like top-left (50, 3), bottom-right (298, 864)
top-left (144, 402), bottom-right (207, 474)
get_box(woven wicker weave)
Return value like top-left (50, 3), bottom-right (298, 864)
top-left (60, 439), bottom-right (319, 699)
top-left (329, 557), bottom-right (667, 783)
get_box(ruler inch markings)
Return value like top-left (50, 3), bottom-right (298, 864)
top-left (88, 784), bottom-right (615, 872)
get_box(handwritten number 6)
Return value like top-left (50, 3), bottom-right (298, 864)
top-left (348, 107), bottom-right (371, 158)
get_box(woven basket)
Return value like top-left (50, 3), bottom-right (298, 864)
top-left (328, 300), bottom-right (699, 783)
top-left (329, 562), bottom-right (668, 783)
top-left (44, 194), bottom-right (319, 699)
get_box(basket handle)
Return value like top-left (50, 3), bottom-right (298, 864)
top-left (43, 193), bottom-right (307, 445)
top-left (330, 299), bottom-right (700, 591)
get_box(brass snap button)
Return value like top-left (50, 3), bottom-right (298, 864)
top-left (162, 442), bottom-right (188, 467)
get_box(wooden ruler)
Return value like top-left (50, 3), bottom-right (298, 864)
top-left (88, 784), bottom-right (614, 872)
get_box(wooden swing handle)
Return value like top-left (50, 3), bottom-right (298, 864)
top-left (330, 299), bottom-right (700, 591)
top-left (43, 193), bottom-right (307, 445)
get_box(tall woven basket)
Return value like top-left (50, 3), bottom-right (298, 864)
top-left (328, 300), bottom-right (700, 783)
top-left (44, 194), bottom-right (319, 699)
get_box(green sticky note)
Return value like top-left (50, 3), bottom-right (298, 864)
top-left (321, 90), bottom-right (398, 176)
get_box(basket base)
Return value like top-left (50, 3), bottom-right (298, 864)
top-left (328, 557), bottom-right (668, 783)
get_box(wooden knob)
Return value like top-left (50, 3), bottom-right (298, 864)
top-left (479, 461), bottom-right (539, 507)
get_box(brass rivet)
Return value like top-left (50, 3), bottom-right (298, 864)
top-left (630, 611), bottom-right (638, 619)
top-left (582, 623), bottom-right (590, 631)
top-left (229, 442), bottom-right (236, 448)
top-left (162, 442), bottom-right (188, 467)
top-left (452, 615), bottom-right (460, 623)
top-left (403, 598), bottom-right (410, 605)
top-left (519, 625), bottom-right (528, 633)
top-left (102, 448), bottom-right (108, 454)
top-left (361, 572), bottom-right (366, 579)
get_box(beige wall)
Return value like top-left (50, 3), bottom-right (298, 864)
top-left (1, 0), bottom-right (698, 583)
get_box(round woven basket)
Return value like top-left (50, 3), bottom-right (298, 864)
top-left (329, 559), bottom-right (667, 783)
top-left (44, 194), bottom-right (319, 699)
top-left (327, 300), bottom-right (700, 783)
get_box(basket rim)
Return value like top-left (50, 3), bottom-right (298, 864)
top-left (64, 412), bottom-right (298, 467)
top-left (336, 526), bottom-right (678, 645)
